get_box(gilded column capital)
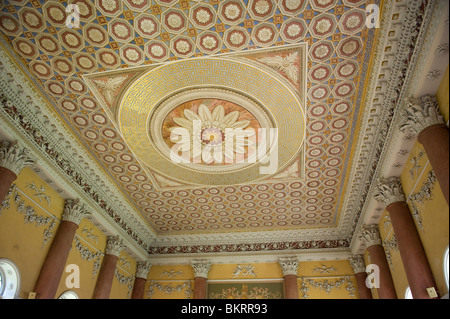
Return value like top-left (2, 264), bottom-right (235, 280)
top-left (400, 95), bottom-right (445, 135)
top-left (349, 254), bottom-right (366, 274)
top-left (0, 140), bottom-right (35, 175)
top-left (136, 261), bottom-right (152, 279)
top-left (191, 259), bottom-right (210, 279)
top-left (105, 235), bottom-right (124, 257)
top-left (374, 176), bottom-right (406, 206)
top-left (279, 256), bottom-right (299, 276)
top-left (358, 224), bottom-right (382, 248)
top-left (61, 199), bottom-right (91, 225)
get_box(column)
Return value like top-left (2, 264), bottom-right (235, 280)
top-left (34, 199), bottom-right (90, 299)
top-left (0, 140), bottom-right (34, 205)
top-left (279, 257), bottom-right (299, 299)
top-left (131, 261), bottom-right (151, 299)
top-left (349, 254), bottom-right (373, 299)
top-left (358, 224), bottom-right (397, 299)
top-left (92, 235), bottom-right (124, 299)
top-left (375, 177), bottom-right (439, 299)
top-left (191, 259), bottom-right (210, 299)
top-left (401, 95), bottom-right (449, 205)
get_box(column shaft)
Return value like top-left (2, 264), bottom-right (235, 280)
top-left (193, 277), bottom-right (207, 299)
top-left (283, 274), bottom-right (299, 299)
top-left (131, 277), bottom-right (146, 299)
top-left (418, 124), bottom-right (449, 205)
top-left (34, 221), bottom-right (78, 299)
top-left (387, 201), bottom-right (439, 298)
top-left (367, 244), bottom-right (397, 299)
top-left (92, 254), bottom-right (119, 299)
top-left (0, 167), bottom-right (17, 206)
top-left (354, 272), bottom-right (373, 299)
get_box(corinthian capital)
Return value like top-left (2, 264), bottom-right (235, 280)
top-left (191, 259), bottom-right (210, 278)
top-left (279, 256), bottom-right (299, 276)
top-left (136, 261), bottom-right (152, 279)
top-left (62, 199), bottom-right (91, 225)
top-left (374, 176), bottom-right (406, 206)
top-left (358, 224), bottom-right (382, 248)
top-left (349, 254), bottom-right (366, 274)
top-left (400, 95), bottom-right (444, 135)
top-left (105, 235), bottom-right (124, 257)
top-left (0, 140), bottom-right (34, 175)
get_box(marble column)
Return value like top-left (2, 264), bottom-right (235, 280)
top-left (131, 261), bottom-right (151, 299)
top-left (279, 257), bottom-right (299, 299)
top-left (375, 177), bottom-right (439, 299)
top-left (358, 224), bottom-right (397, 299)
top-left (0, 140), bottom-right (34, 205)
top-left (401, 95), bottom-right (449, 205)
top-left (191, 259), bottom-right (210, 299)
top-left (349, 254), bottom-right (373, 299)
top-left (92, 235), bottom-right (124, 299)
top-left (34, 199), bottom-right (90, 299)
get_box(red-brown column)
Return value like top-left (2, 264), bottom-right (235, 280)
top-left (92, 235), bottom-right (123, 299)
top-left (401, 95), bottom-right (449, 205)
top-left (279, 257), bottom-right (299, 299)
top-left (193, 277), bottom-right (207, 299)
top-left (191, 260), bottom-right (210, 299)
top-left (0, 167), bottom-right (17, 205)
top-left (34, 200), bottom-right (90, 299)
top-left (418, 124), bottom-right (449, 205)
top-left (0, 140), bottom-right (34, 205)
top-left (359, 225), bottom-right (397, 299)
top-left (131, 261), bottom-right (151, 299)
top-left (375, 177), bottom-right (439, 299)
top-left (349, 255), bottom-right (373, 299)
top-left (367, 244), bottom-right (397, 299)
top-left (387, 201), bottom-right (439, 299)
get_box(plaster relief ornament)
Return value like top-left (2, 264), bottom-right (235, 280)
top-left (257, 52), bottom-right (299, 83)
top-left (169, 104), bottom-right (255, 164)
top-left (93, 75), bottom-right (128, 104)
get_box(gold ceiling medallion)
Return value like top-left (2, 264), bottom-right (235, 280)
top-left (85, 44), bottom-right (307, 188)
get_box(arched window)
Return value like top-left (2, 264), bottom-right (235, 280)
top-left (444, 246), bottom-right (449, 291)
top-left (58, 290), bottom-right (79, 299)
top-left (0, 259), bottom-right (20, 299)
top-left (404, 286), bottom-right (413, 299)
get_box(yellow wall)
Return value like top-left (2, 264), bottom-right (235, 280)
top-left (145, 260), bottom-right (359, 299)
top-left (0, 167), bottom-right (141, 299)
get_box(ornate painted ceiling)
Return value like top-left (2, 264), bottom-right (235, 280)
top-left (0, 0), bottom-right (444, 260)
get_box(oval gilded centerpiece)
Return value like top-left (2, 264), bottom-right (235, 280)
top-left (119, 57), bottom-right (305, 186)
